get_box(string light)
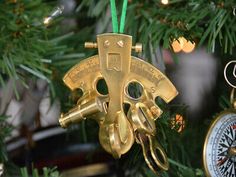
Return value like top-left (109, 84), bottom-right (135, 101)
top-left (172, 37), bottom-right (184, 53)
top-left (43, 6), bottom-right (64, 26)
top-left (182, 39), bottom-right (195, 53)
top-left (161, 0), bottom-right (169, 5)
top-left (171, 37), bottom-right (195, 53)
top-left (43, 17), bottom-right (51, 25)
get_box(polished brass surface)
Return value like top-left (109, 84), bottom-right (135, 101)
top-left (59, 97), bottom-right (105, 128)
top-left (97, 34), bottom-right (134, 158)
top-left (59, 33), bottom-right (178, 173)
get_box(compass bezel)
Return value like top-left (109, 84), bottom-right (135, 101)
top-left (203, 109), bottom-right (236, 177)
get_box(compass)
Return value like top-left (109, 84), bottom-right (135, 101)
top-left (204, 62), bottom-right (236, 177)
top-left (203, 89), bottom-right (236, 177)
top-left (203, 110), bottom-right (236, 177)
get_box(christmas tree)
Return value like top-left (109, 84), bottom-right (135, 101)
top-left (0, 0), bottom-right (236, 176)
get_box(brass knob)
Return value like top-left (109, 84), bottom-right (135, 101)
top-left (229, 147), bottom-right (236, 157)
top-left (132, 43), bottom-right (142, 53)
top-left (84, 42), bottom-right (98, 49)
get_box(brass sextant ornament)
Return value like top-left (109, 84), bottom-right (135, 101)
top-left (59, 33), bottom-right (178, 173)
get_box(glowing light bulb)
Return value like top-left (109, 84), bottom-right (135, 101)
top-left (183, 40), bottom-right (195, 53)
top-left (43, 17), bottom-right (51, 25)
top-left (43, 6), bottom-right (64, 26)
top-left (171, 37), bottom-right (195, 53)
top-left (161, 0), bottom-right (169, 5)
top-left (171, 37), bottom-right (185, 53)
top-left (172, 40), bottom-right (182, 53)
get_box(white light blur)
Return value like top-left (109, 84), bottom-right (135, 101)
top-left (161, 0), bottom-right (169, 5)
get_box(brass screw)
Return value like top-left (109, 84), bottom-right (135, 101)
top-left (117, 40), bottom-right (124, 47)
top-left (104, 40), bottom-right (110, 47)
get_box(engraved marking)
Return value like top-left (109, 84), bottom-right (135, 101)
top-left (107, 53), bottom-right (122, 71)
top-left (67, 58), bottom-right (166, 89)
top-left (87, 60), bottom-right (95, 67)
top-left (150, 68), bottom-right (154, 73)
top-left (130, 61), bottom-right (165, 86)
top-left (69, 63), bottom-right (100, 82)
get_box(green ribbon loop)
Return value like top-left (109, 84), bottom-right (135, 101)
top-left (110, 0), bottom-right (128, 33)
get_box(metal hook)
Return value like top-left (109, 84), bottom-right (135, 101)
top-left (233, 6), bottom-right (236, 16)
top-left (137, 133), bottom-right (169, 173)
top-left (230, 88), bottom-right (236, 109)
top-left (224, 61), bottom-right (236, 88)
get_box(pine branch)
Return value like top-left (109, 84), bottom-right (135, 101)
top-left (20, 167), bottom-right (60, 177)
top-left (0, 0), bottom-right (84, 98)
top-left (0, 115), bottom-right (12, 163)
top-left (79, 0), bottom-right (236, 54)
